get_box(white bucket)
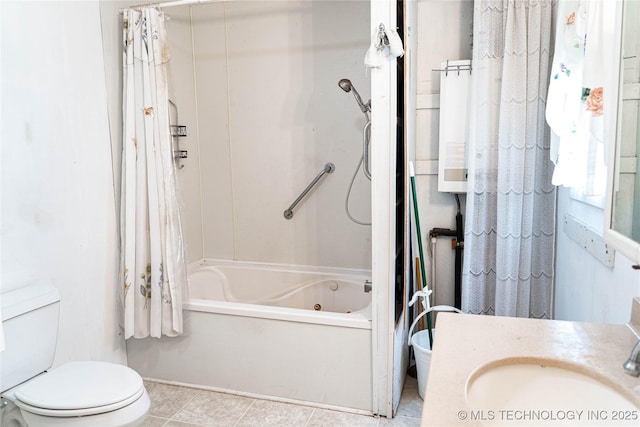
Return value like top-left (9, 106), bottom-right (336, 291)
top-left (406, 304), bottom-right (461, 400)
top-left (411, 329), bottom-right (434, 400)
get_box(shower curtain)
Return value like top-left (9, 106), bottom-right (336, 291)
top-left (120, 7), bottom-right (187, 338)
top-left (462, 0), bottom-right (556, 318)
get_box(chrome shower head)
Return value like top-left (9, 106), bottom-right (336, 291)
top-left (338, 78), bottom-right (370, 115)
top-left (338, 79), bottom-right (353, 93)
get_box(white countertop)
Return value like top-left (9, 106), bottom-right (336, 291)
top-left (421, 299), bottom-right (640, 426)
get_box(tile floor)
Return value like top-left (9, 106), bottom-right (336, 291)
top-left (142, 375), bottom-right (423, 427)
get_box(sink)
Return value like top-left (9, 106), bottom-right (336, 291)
top-left (465, 357), bottom-right (640, 426)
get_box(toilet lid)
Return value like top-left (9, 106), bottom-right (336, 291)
top-left (14, 361), bottom-right (145, 417)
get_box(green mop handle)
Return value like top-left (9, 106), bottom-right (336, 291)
top-left (409, 162), bottom-right (434, 348)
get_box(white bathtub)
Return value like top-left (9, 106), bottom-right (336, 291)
top-left (126, 259), bottom-right (374, 413)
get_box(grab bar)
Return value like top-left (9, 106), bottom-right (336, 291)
top-left (283, 162), bottom-right (335, 219)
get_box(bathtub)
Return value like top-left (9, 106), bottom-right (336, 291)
top-left (126, 259), bottom-right (374, 414)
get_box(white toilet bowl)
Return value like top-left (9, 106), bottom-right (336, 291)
top-left (3, 361), bottom-right (149, 427)
top-left (0, 285), bottom-right (150, 426)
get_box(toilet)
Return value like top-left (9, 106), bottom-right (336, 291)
top-left (0, 285), bottom-right (150, 426)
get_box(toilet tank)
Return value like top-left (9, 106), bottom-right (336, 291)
top-left (1, 285), bottom-right (60, 393)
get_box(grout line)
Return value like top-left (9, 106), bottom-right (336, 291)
top-left (222, 1), bottom-right (238, 260)
top-left (232, 398), bottom-right (257, 427)
top-left (303, 407), bottom-right (317, 426)
top-left (149, 416), bottom-right (171, 427)
top-left (168, 388), bottom-right (203, 421)
top-left (164, 420), bottom-right (204, 426)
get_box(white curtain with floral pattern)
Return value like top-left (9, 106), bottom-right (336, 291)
top-left (120, 7), bottom-right (187, 338)
top-left (462, 0), bottom-right (556, 319)
top-left (547, 0), bottom-right (607, 196)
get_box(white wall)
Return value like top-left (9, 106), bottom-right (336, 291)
top-left (1, 1), bottom-right (126, 366)
top-left (169, 1), bottom-right (372, 270)
top-left (555, 191), bottom-right (640, 323)
top-left (414, 0), bottom-right (473, 308)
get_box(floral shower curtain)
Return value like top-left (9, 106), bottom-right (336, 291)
top-left (120, 7), bottom-right (187, 338)
top-left (462, 0), bottom-right (556, 319)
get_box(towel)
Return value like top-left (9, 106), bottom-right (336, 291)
top-left (365, 24), bottom-right (404, 69)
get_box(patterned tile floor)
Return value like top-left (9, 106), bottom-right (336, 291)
top-left (142, 375), bottom-right (423, 427)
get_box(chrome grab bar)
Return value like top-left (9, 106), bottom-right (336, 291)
top-left (284, 162), bottom-right (335, 219)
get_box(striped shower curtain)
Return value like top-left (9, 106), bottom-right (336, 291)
top-left (120, 7), bottom-right (187, 338)
top-left (462, 0), bottom-right (556, 319)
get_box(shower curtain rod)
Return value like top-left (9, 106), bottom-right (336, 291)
top-left (119, 0), bottom-right (221, 13)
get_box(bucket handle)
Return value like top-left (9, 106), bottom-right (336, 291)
top-left (408, 305), bottom-right (462, 347)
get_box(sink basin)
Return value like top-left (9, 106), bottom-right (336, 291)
top-left (465, 358), bottom-right (640, 426)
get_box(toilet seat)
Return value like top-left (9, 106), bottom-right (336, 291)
top-left (13, 361), bottom-right (144, 417)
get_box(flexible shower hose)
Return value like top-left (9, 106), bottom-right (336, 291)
top-left (344, 121), bottom-right (372, 226)
top-left (345, 155), bottom-right (371, 226)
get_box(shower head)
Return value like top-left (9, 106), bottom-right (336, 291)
top-left (338, 79), bottom-right (353, 93)
top-left (338, 78), bottom-right (370, 115)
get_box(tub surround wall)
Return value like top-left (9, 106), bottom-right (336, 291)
top-left (167, 1), bottom-right (372, 269)
top-left (165, 6), bottom-right (205, 263)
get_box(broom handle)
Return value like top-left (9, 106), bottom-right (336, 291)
top-left (410, 163), bottom-right (433, 348)
top-left (415, 258), bottom-right (426, 331)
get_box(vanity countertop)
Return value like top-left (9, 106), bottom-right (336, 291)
top-left (421, 298), bottom-right (640, 426)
